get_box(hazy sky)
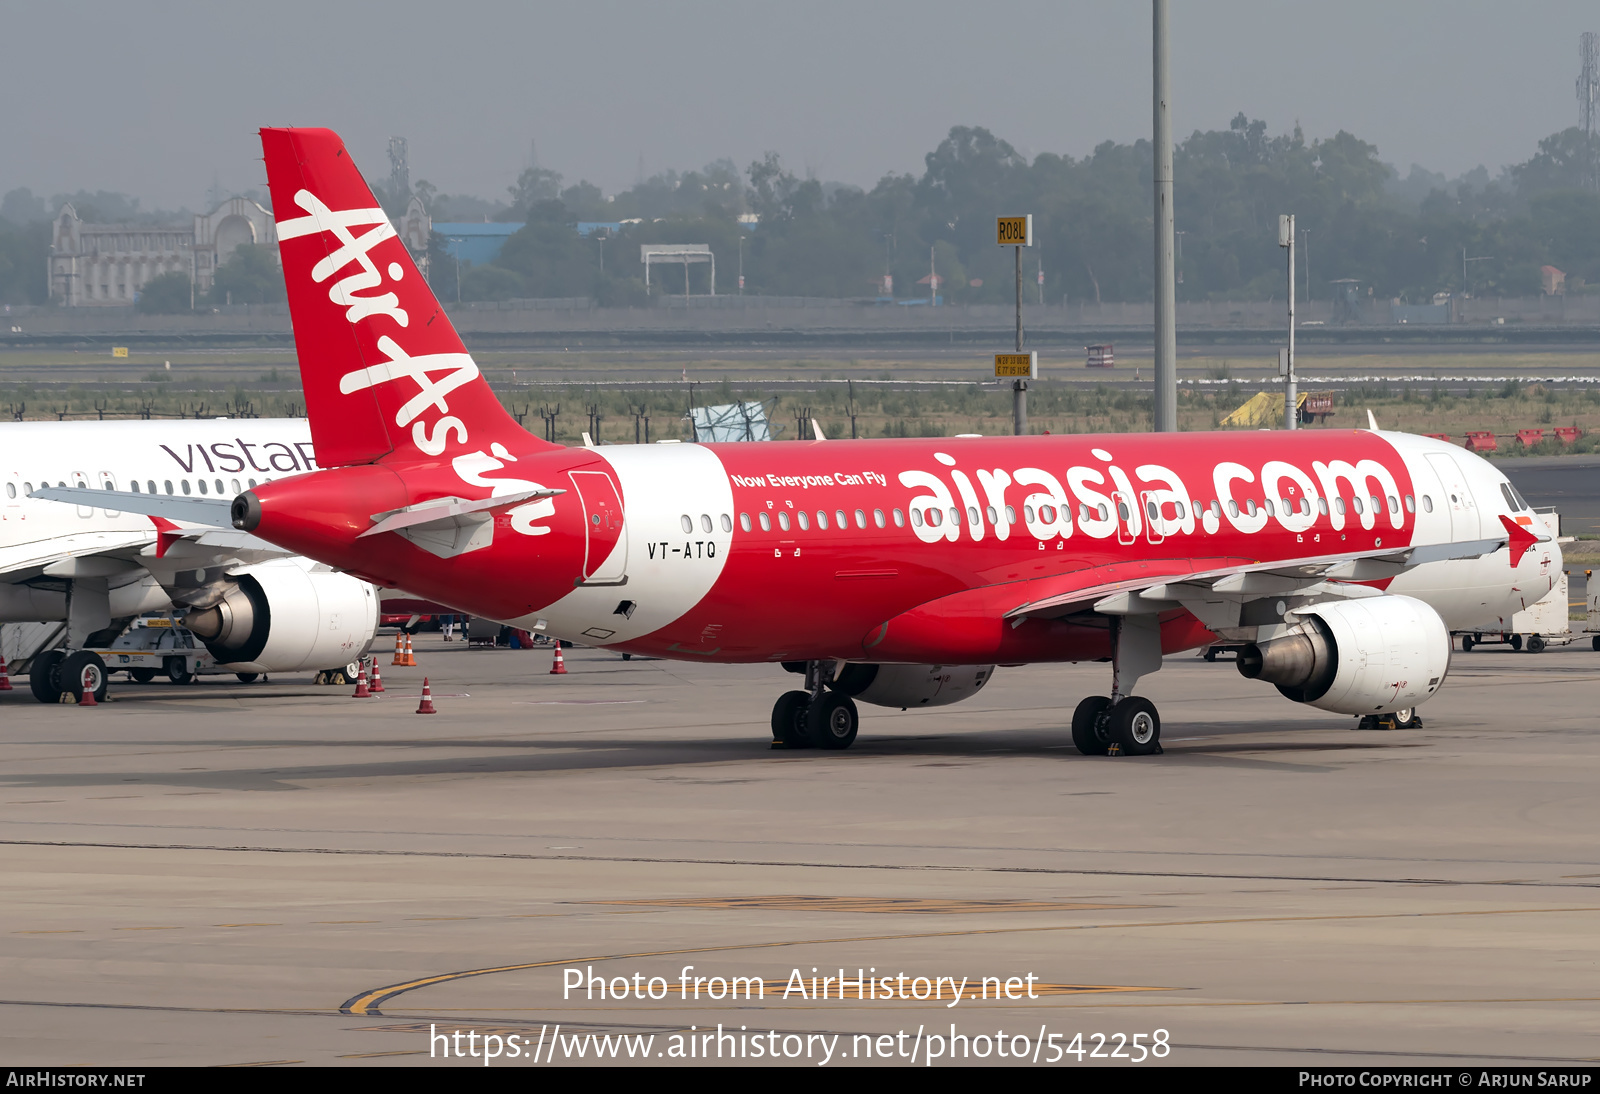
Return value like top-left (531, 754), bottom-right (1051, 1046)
top-left (3, 1), bottom-right (1596, 211)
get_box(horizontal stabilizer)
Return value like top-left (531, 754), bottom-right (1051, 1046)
top-left (359, 488), bottom-right (565, 539)
top-left (30, 486), bottom-right (235, 529)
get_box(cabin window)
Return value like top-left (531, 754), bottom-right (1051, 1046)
top-left (1370, 495), bottom-right (1382, 514)
top-left (836, 509), bottom-right (847, 529)
top-left (1351, 496), bottom-right (1364, 515)
top-left (1040, 504), bottom-right (1057, 524)
top-left (216, 479), bottom-right (225, 495)
top-left (1117, 500), bottom-right (1131, 521)
top-left (777, 512), bottom-right (790, 531)
top-left (164, 480), bottom-right (174, 495)
top-left (247, 478), bottom-right (257, 488)
top-left (129, 481), bottom-right (140, 493)
top-left (1388, 495), bottom-right (1399, 514)
top-left (948, 507), bottom-right (959, 526)
top-left (854, 509), bottom-right (866, 529)
top-left (1318, 497), bottom-right (1329, 515)
top-left (1024, 505), bottom-right (1035, 523)
top-left (928, 508), bottom-right (944, 528)
top-left (180, 480), bottom-right (191, 495)
top-left (967, 506), bottom-right (980, 525)
top-left (985, 505), bottom-right (998, 525)
top-left (758, 512), bottom-right (771, 531)
top-left (1209, 500), bottom-right (1220, 518)
top-left (677, 514), bottom-right (691, 533)
top-left (4, 483), bottom-right (12, 499)
top-left (1245, 499), bottom-right (1258, 517)
top-left (1335, 498), bottom-right (1347, 515)
top-left (892, 508), bottom-right (905, 527)
top-left (797, 511), bottom-right (810, 530)
top-left (911, 508), bottom-right (924, 528)
top-left (147, 480), bottom-right (156, 493)
top-left (1175, 501), bottom-right (1187, 519)
top-left (1227, 499), bottom-right (1240, 518)
top-left (23, 482), bottom-right (32, 495)
top-left (873, 508), bottom-right (886, 528)
top-left (1422, 495), bottom-right (1433, 513)
top-left (1405, 495), bottom-right (1415, 513)
top-left (1098, 503), bottom-right (1109, 520)
top-left (739, 513), bottom-right (751, 532)
top-left (814, 510), bottom-right (827, 530)
top-left (1146, 500), bottom-right (1158, 522)
top-left (231, 479), bottom-right (241, 494)
top-left (1005, 505), bottom-right (1016, 524)
top-left (700, 514), bottom-right (712, 533)
top-left (1262, 499), bottom-right (1274, 516)
top-left (720, 514), bottom-right (732, 532)
top-left (198, 479), bottom-right (208, 494)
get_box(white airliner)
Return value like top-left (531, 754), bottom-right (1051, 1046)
top-left (1, 418), bottom-right (378, 703)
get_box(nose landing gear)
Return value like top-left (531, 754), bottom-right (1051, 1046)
top-left (770, 661), bottom-right (860, 750)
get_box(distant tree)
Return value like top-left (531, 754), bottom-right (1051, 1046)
top-left (458, 264), bottom-right (527, 302)
top-left (507, 168), bottom-right (563, 220)
top-left (1512, 129), bottom-right (1600, 198)
top-left (134, 272), bottom-right (192, 314)
top-left (0, 219), bottom-right (50, 304)
top-left (0, 188), bottom-right (48, 225)
top-left (208, 243), bottom-right (285, 305)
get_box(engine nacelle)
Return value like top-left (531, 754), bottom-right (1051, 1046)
top-left (1237, 594), bottom-right (1451, 715)
top-left (183, 559), bottom-right (378, 673)
top-left (832, 663), bottom-right (995, 709)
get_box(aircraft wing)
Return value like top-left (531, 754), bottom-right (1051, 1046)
top-left (29, 486), bottom-right (234, 528)
top-left (993, 529), bottom-right (1547, 646)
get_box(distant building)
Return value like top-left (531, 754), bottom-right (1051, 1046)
top-left (1542, 265), bottom-right (1567, 296)
top-left (48, 197), bottom-right (276, 306)
top-left (432, 222), bottom-right (523, 267)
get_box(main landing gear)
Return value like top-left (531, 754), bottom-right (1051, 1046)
top-left (1070, 614), bottom-right (1165, 757)
top-left (771, 661), bottom-right (859, 751)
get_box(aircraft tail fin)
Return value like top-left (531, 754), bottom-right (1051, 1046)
top-left (259, 127), bottom-right (549, 468)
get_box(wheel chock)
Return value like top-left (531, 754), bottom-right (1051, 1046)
top-left (1106, 743), bottom-right (1123, 757)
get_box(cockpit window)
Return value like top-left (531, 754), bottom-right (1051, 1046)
top-left (1500, 483), bottom-right (1530, 511)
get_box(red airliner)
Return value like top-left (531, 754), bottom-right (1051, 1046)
top-left (211, 128), bottom-right (1559, 756)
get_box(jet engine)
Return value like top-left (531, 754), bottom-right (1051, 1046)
top-left (182, 559), bottom-right (378, 673)
top-left (831, 663), bottom-right (995, 710)
top-left (1236, 594), bottom-right (1451, 715)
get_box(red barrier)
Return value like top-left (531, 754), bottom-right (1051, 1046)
top-left (1516, 429), bottom-right (1546, 448)
top-left (1464, 431), bottom-right (1498, 453)
top-left (1556, 427), bottom-right (1583, 445)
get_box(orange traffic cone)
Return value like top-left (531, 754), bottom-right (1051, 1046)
top-left (352, 658), bottom-right (371, 698)
top-left (368, 659), bottom-right (385, 693)
top-left (402, 634), bottom-right (418, 667)
top-left (415, 677), bottom-right (437, 714)
top-left (77, 666), bottom-right (98, 707)
top-left (390, 633), bottom-right (405, 665)
top-left (0, 655), bottom-right (12, 691)
top-left (550, 643), bottom-right (568, 675)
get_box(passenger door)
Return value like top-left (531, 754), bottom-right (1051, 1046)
top-left (569, 470), bottom-right (628, 584)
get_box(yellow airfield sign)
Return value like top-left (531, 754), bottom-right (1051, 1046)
top-left (996, 215), bottom-right (1033, 247)
top-left (112, 347), bottom-right (129, 358)
top-left (994, 352), bottom-right (1037, 379)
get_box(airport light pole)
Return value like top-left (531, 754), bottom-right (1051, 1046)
top-left (1279, 214), bottom-right (1297, 430)
top-left (1152, 0), bottom-right (1178, 432)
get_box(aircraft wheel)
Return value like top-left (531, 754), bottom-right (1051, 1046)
top-left (1509, 634), bottom-right (1523, 651)
top-left (1527, 635), bottom-right (1547, 654)
top-left (1461, 635), bottom-right (1474, 652)
top-left (1202, 646), bottom-right (1217, 662)
top-left (1070, 695), bottom-right (1112, 756)
top-left (1593, 635), bottom-right (1600, 652)
top-left (164, 657), bottom-right (193, 685)
top-left (1107, 697), bottom-right (1162, 756)
top-left (130, 668), bottom-right (157, 684)
top-left (806, 690), bottom-right (859, 750)
top-left (60, 650), bottom-right (109, 704)
top-left (29, 650), bottom-right (65, 704)
top-left (1393, 708), bottom-right (1422, 729)
top-left (235, 672), bottom-right (259, 683)
top-left (771, 690), bottom-right (812, 749)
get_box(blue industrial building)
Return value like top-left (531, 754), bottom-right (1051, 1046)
top-left (432, 222), bottom-right (523, 266)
